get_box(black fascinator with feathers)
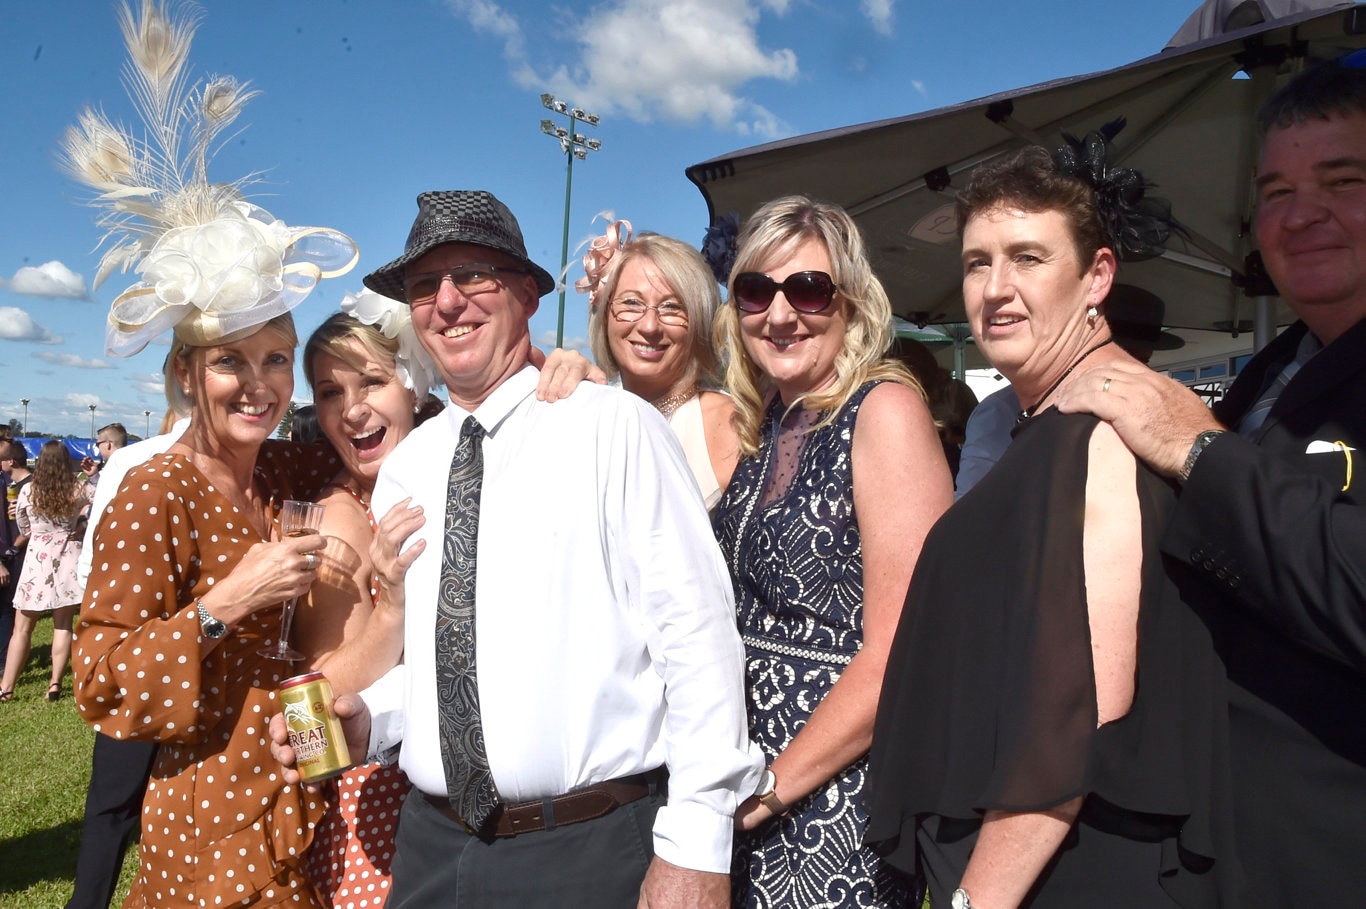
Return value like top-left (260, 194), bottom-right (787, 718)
top-left (1052, 117), bottom-right (1181, 261)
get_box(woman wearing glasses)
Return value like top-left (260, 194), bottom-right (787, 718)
top-left (578, 224), bottom-right (736, 507)
top-left (714, 195), bottom-right (953, 907)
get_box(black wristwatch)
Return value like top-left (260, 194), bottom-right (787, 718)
top-left (1179, 429), bottom-right (1226, 484)
top-left (196, 598), bottom-right (227, 639)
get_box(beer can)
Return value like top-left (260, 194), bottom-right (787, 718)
top-left (279, 672), bottom-right (352, 783)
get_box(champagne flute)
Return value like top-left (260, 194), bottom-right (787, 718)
top-left (260, 499), bottom-right (326, 661)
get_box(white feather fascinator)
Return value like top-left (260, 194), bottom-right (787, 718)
top-left (338, 289), bottom-right (438, 400)
top-left (61, 0), bottom-right (358, 357)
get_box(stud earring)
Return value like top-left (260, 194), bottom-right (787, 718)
top-left (1086, 305), bottom-right (1099, 319)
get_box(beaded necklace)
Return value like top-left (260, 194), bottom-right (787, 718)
top-left (652, 387), bottom-right (698, 421)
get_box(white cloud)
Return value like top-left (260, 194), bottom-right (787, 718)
top-left (65, 392), bottom-right (101, 409)
top-left (134, 373), bottom-right (168, 396)
top-left (448, 0), bottom-right (800, 136)
top-left (861, 0), bottom-right (894, 35)
top-left (445, 0), bottom-right (525, 58)
top-left (534, 329), bottom-right (593, 360)
top-left (35, 352), bottom-right (115, 369)
top-left (0, 306), bottom-right (61, 343)
top-left (912, 79), bottom-right (927, 97)
top-left (1, 260), bottom-right (90, 300)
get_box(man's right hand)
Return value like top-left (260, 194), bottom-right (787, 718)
top-left (637, 857), bottom-right (729, 909)
top-left (269, 691), bottom-right (372, 787)
top-left (1056, 361), bottom-right (1224, 478)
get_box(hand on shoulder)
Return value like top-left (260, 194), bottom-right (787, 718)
top-left (1056, 362), bottom-right (1224, 478)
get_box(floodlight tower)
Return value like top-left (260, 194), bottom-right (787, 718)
top-left (20, 398), bottom-right (29, 435)
top-left (539, 93), bottom-right (603, 348)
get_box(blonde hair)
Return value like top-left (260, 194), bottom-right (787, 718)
top-left (587, 233), bottom-right (722, 390)
top-left (715, 195), bottom-right (920, 456)
top-left (302, 312), bottom-right (399, 390)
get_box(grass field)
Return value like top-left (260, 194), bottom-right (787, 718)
top-left (0, 618), bottom-right (136, 909)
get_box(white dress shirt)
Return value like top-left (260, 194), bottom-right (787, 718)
top-left (77, 418), bottom-right (190, 588)
top-left (365, 366), bottom-right (761, 874)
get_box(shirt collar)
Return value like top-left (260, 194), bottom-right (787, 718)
top-left (443, 364), bottom-right (538, 438)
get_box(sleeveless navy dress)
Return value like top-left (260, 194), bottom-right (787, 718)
top-left (714, 382), bottom-right (913, 908)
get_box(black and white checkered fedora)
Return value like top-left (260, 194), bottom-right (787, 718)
top-left (364, 191), bottom-right (556, 302)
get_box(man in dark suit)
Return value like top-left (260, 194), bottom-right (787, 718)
top-left (1059, 58), bottom-right (1365, 905)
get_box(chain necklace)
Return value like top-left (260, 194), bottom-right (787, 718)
top-left (652, 386), bottom-right (698, 421)
top-left (1016, 338), bottom-right (1113, 425)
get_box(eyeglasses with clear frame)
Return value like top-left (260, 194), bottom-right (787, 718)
top-left (404, 263), bottom-right (529, 305)
top-left (609, 298), bottom-right (690, 327)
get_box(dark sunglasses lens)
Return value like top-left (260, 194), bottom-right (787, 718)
top-left (785, 272), bottom-right (836, 312)
top-left (733, 273), bottom-right (777, 312)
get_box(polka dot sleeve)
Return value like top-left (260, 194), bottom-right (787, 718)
top-left (74, 455), bottom-right (247, 743)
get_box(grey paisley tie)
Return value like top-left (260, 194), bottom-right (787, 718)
top-left (435, 416), bottom-right (499, 829)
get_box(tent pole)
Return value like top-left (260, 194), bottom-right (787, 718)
top-left (1253, 297), bottom-right (1275, 353)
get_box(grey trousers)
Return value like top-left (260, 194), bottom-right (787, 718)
top-left (390, 789), bottom-right (665, 909)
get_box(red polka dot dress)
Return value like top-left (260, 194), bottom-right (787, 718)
top-left (74, 445), bottom-right (335, 907)
top-left (304, 762), bottom-right (409, 908)
top-left (302, 482), bottom-right (410, 909)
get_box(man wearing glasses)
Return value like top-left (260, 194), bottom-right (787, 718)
top-left (1061, 57), bottom-right (1366, 903)
top-left (278, 191), bottom-right (760, 908)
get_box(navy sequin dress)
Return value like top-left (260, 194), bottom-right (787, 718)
top-left (714, 382), bottom-right (913, 908)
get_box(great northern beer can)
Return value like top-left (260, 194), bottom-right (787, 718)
top-left (279, 672), bottom-right (352, 783)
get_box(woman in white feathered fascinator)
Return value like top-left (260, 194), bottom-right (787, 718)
top-left (61, 0), bottom-right (358, 357)
top-left (66, 5), bottom-right (359, 907)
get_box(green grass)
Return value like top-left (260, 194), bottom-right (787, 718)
top-left (0, 619), bottom-right (137, 909)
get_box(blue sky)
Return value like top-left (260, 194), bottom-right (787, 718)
top-left (1, 0), bottom-right (1203, 437)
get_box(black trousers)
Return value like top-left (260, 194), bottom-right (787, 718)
top-left (0, 556), bottom-right (17, 672)
top-left (390, 789), bottom-right (663, 909)
top-left (65, 734), bottom-right (158, 909)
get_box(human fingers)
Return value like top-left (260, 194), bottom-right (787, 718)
top-left (268, 713), bottom-right (303, 785)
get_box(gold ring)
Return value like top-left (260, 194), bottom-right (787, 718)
top-left (1102, 377), bottom-right (1112, 393)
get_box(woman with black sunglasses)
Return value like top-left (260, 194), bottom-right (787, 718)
top-left (713, 195), bottom-right (953, 907)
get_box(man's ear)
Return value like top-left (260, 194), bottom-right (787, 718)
top-left (520, 275), bottom-right (541, 320)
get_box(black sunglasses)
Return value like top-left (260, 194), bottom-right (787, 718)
top-left (732, 271), bottom-right (840, 314)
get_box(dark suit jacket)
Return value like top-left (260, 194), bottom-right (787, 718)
top-left (1163, 317), bottom-right (1366, 906)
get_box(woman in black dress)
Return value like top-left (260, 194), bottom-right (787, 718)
top-left (866, 142), bottom-right (1241, 907)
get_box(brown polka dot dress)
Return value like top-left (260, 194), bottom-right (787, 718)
top-left (74, 443), bottom-right (336, 908)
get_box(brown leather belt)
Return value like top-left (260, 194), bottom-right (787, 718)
top-left (422, 767), bottom-right (667, 838)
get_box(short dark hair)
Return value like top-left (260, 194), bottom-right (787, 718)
top-left (956, 146), bottom-right (1108, 272)
top-left (1257, 58), bottom-right (1366, 134)
top-left (3, 441), bottom-right (26, 468)
top-left (97, 422), bottom-right (127, 449)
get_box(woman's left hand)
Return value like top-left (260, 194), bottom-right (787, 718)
top-left (734, 795), bottom-right (774, 832)
top-left (370, 497), bottom-right (426, 600)
top-left (532, 347), bottom-right (608, 402)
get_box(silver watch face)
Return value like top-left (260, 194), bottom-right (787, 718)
top-left (951, 889), bottom-right (971, 909)
top-left (757, 768), bottom-right (776, 797)
top-left (198, 603), bottom-right (226, 638)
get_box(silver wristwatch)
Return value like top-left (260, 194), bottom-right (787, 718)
top-left (1179, 429), bottom-right (1226, 484)
top-left (951, 888), bottom-right (973, 909)
top-left (196, 598), bottom-right (227, 639)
